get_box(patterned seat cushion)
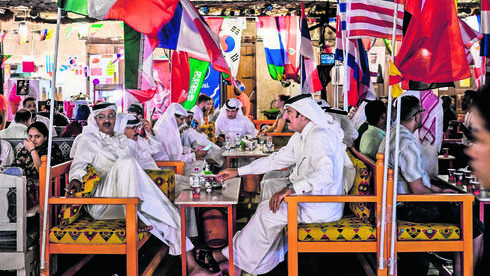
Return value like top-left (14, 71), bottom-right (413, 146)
top-left (199, 123), bottom-right (216, 143)
top-left (346, 150), bottom-right (373, 223)
top-left (298, 216), bottom-right (376, 241)
top-left (144, 169), bottom-right (176, 202)
top-left (49, 216), bottom-right (147, 244)
top-left (58, 165), bottom-right (100, 226)
top-left (397, 220), bottom-right (460, 240)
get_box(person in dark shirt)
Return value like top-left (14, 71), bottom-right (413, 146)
top-left (441, 95), bottom-right (457, 132)
top-left (60, 105), bottom-right (90, 137)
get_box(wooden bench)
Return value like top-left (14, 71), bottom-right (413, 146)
top-left (386, 176), bottom-right (475, 275)
top-left (285, 150), bottom-right (389, 276)
top-left (39, 156), bottom-right (184, 276)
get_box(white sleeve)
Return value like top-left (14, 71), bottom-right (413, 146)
top-left (244, 119), bottom-right (258, 138)
top-left (146, 134), bottom-right (163, 155)
top-left (1, 141), bottom-right (15, 166)
top-left (69, 135), bottom-right (96, 182)
top-left (238, 136), bottom-right (296, 175)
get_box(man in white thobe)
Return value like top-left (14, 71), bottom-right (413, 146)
top-left (215, 98), bottom-right (257, 143)
top-left (153, 103), bottom-right (208, 175)
top-left (0, 108), bottom-right (31, 138)
top-left (191, 94), bottom-right (212, 128)
top-left (182, 111), bottom-right (225, 167)
top-left (68, 102), bottom-right (196, 259)
top-left (114, 113), bottom-right (160, 170)
top-left (0, 139), bottom-right (15, 166)
top-left (215, 94), bottom-right (345, 275)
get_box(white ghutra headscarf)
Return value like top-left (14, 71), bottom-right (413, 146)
top-left (153, 103), bottom-right (188, 160)
top-left (82, 102), bottom-right (117, 134)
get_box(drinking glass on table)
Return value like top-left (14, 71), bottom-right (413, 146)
top-left (266, 135), bottom-right (273, 152)
top-left (455, 172), bottom-right (464, 186)
top-left (471, 181), bottom-right (481, 195)
top-left (259, 134), bottom-right (265, 150)
top-left (442, 148), bottom-right (449, 158)
top-left (448, 168), bottom-right (456, 183)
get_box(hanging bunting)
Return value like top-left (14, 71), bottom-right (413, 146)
top-left (1, 31), bottom-right (7, 42)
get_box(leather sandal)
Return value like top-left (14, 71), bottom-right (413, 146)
top-left (193, 247), bottom-right (221, 273)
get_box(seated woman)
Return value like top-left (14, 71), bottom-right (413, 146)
top-left (260, 94), bottom-right (290, 135)
top-left (10, 121), bottom-right (64, 216)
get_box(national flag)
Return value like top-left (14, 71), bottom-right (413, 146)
top-left (300, 5), bottom-right (322, 94)
top-left (205, 17), bottom-right (224, 35)
top-left (89, 23), bottom-right (103, 36)
top-left (278, 15), bottom-right (301, 80)
top-left (124, 23), bottom-right (153, 91)
top-left (257, 16), bottom-right (285, 81)
top-left (40, 29), bottom-right (53, 41)
top-left (219, 17), bottom-right (245, 78)
top-left (0, 31), bottom-right (7, 42)
top-left (157, 0), bottom-right (232, 80)
top-left (343, 39), bottom-right (374, 105)
top-left (58, 0), bottom-right (179, 38)
top-left (344, 0), bottom-right (404, 40)
top-left (45, 55), bottom-right (54, 74)
top-left (200, 65), bottom-right (221, 108)
top-left (170, 50), bottom-right (190, 103)
top-left (126, 88), bottom-right (157, 103)
top-left (182, 58), bottom-right (210, 109)
top-left (481, 0), bottom-right (490, 56)
top-left (22, 56), bottom-right (35, 73)
top-left (395, 0), bottom-right (471, 84)
top-left (335, 0), bottom-right (347, 61)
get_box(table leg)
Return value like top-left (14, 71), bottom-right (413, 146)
top-left (228, 205), bottom-right (234, 276)
top-left (226, 157), bottom-right (231, 168)
top-left (181, 206), bottom-right (187, 276)
top-left (480, 202), bottom-right (485, 224)
top-left (449, 160), bottom-right (453, 169)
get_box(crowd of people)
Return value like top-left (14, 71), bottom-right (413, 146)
top-left (1, 86), bottom-right (490, 275)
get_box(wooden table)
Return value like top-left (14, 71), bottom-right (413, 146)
top-left (438, 175), bottom-right (490, 223)
top-left (175, 177), bottom-right (241, 276)
top-left (222, 147), bottom-right (272, 168)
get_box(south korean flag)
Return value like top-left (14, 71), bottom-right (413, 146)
top-left (219, 17), bottom-right (246, 78)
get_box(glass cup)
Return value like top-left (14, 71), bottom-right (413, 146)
top-left (471, 181), bottom-right (481, 195)
top-left (448, 168), bottom-right (456, 183)
top-left (454, 172), bottom-right (464, 186)
top-left (192, 185), bottom-right (201, 198)
top-left (442, 148), bottom-right (449, 158)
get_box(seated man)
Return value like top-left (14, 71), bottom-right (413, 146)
top-left (115, 113), bottom-right (160, 170)
top-left (0, 108), bottom-right (31, 138)
top-left (215, 98), bottom-right (257, 144)
top-left (191, 94), bottom-right (212, 128)
top-left (378, 95), bottom-right (484, 273)
top-left (261, 94), bottom-right (290, 135)
top-left (359, 100), bottom-right (387, 160)
top-left (153, 103), bottom-right (208, 175)
top-left (212, 94), bottom-right (345, 275)
top-left (21, 97), bottom-right (58, 136)
top-left (181, 112), bottom-right (224, 167)
top-left (67, 102), bottom-right (207, 275)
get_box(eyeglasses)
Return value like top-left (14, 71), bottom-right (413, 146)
top-left (95, 114), bottom-right (116, 120)
top-left (413, 109), bottom-right (426, 117)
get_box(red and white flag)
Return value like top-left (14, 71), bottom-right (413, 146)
top-left (300, 5), bottom-right (322, 94)
top-left (345, 0), bottom-right (404, 40)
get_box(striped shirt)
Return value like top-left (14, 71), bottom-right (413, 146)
top-left (378, 125), bottom-right (431, 194)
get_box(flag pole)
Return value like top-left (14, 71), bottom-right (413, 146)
top-left (40, 7), bottom-right (62, 271)
top-left (386, 3), bottom-right (403, 275)
top-left (342, 1), bottom-right (349, 112)
top-left (379, 2), bottom-right (399, 273)
top-left (334, 60), bottom-right (340, 108)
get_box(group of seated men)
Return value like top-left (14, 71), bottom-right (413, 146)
top-left (0, 92), bottom-right (485, 275)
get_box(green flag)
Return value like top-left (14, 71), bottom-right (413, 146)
top-left (58, 0), bottom-right (88, 16)
top-left (182, 58), bottom-right (210, 110)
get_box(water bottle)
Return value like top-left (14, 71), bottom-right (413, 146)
top-left (225, 136), bottom-right (231, 151)
top-left (191, 168), bottom-right (201, 198)
top-left (235, 133), bottom-right (241, 148)
top-left (259, 134), bottom-right (265, 151)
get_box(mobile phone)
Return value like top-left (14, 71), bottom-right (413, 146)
top-left (202, 143), bottom-right (213, 151)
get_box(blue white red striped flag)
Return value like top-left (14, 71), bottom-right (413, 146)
top-left (481, 0), bottom-right (490, 56)
top-left (345, 0), bottom-right (404, 40)
top-left (336, 0), bottom-right (374, 105)
top-left (157, 0), bottom-right (232, 79)
top-left (300, 5), bottom-right (322, 94)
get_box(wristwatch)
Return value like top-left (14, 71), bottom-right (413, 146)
top-left (286, 182), bottom-right (295, 194)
